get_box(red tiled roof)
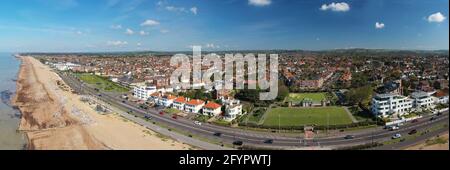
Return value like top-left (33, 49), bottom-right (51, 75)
top-left (186, 99), bottom-right (205, 106)
top-left (204, 101), bottom-right (222, 109)
top-left (174, 97), bottom-right (186, 103)
top-left (150, 92), bottom-right (160, 97)
top-left (434, 90), bottom-right (449, 97)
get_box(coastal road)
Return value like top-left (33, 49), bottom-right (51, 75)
top-left (58, 71), bottom-right (449, 149)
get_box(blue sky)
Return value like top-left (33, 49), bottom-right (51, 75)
top-left (0, 0), bottom-right (448, 52)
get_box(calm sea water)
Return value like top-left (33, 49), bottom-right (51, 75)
top-left (0, 53), bottom-right (26, 150)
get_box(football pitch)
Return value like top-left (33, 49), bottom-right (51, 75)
top-left (263, 107), bottom-right (353, 127)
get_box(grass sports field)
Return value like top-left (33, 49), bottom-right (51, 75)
top-left (75, 73), bottom-right (129, 93)
top-left (263, 107), bottom-right (353, 127)
top-left (287, 93), bottom-right (327, 102)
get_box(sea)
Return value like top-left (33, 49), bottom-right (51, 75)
top-left (0, 53), bottom-right (26, 150)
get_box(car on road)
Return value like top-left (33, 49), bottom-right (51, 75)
top-left (392, 133), bottom-right (402, 139)
top-left (411, 119), bottom-right (419, 123)
top-left (144, 115), bottom-right (152, 120)
top-left (344, 135), bottom-right (355, 139)
top-left (159, 111), bottom-right (165, 115)
top-left (389, 126), bottom-right (399, 131)
top-left (122, 100), bottom-right (126, 103)
top-left (430, 116), bottom-right (437, 121)
top-left (213, 132), bottom-right (222, 137)
top-left (408, 129), bottom-right (417, 135)
top-left (233, 141), bottom-right (243, 146)
top-left (194, 121), bottom-right (202, 126)
top-left (172, 115), bottom-right (178, 119)
top-left (264, 139), bottom-right (274, 144)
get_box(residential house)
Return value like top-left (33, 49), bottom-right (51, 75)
top-left (185, 99), bottom-right (205, 114)
top-left (202, 101), bottom-right (222, 117)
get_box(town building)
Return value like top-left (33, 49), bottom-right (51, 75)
top-left (411, 91), bottom-right (435, 109)
top-left (159, 94), bottom-right (177, 107)
top-left (185, 99), bottom-right (205, 114)
top-left (371, 93), bottom-right (413, 117)
top-left (433, 89), bottom-right (449, 104)
top-left (133, 85), bottom-right (156, 101)
top-left (172, 97), bottom-right (187, 110)
top-left (202, 101), bottom-right (222, 117)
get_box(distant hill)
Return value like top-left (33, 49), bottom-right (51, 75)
top-left (21, 48), bottom-right (449, 57)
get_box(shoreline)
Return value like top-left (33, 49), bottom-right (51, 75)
top-left (12, 55), bottom-right (192, 150)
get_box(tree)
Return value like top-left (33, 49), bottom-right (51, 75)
top-left (344, 85), bottom-right (374, 106)
top-left (276, 81), bottom-right (289, 101)
top-left (433, 80), bottom-right (442, 90)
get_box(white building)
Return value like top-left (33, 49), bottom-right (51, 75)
top-left (433, 90), bottom-right (449, 105)
top-left (185, 99), bottom-right (205, 114)
top-left (133, 86), bottom-right (157, 101)
top-left (411, 91), bottom-right (435, 109)
top-left (159, 94), bottom-right (177, 107)
top-left (172, 97), bottom-right (187, 110)
top-left (221, 97), bottom-right (244, 121)
top-left (371, 93), bottom-right (413, 117)
top-left (202, 101), bottom-right (222, 117)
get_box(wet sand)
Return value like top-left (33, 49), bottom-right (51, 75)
top-left (12, 56), bottom-right (192, 150)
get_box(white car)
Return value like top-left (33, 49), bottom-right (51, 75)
top-left (194, 121), bottom-right (202, 126)
top-left (392, 133), bottom-right (402, 139)
top-left (390, 126), bottom-right (399, 131)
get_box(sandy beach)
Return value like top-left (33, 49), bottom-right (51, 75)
top-left (406, 133), bottom-right (449, 150)
top-left (12, 56), bottom-right (192, 150)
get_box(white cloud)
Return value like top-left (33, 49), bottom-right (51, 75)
top-left (248, 0), bottom-right (272, 6)
top-left (137, 43), bottom-right (142, 46)
top-left (141, 19), bottom-right (160, 27)
top-left (320, 2), bottom-right (350, 12)
top-left (110, 24), bottom-right (122, 29)
top-left (205, 43), bottom-right (220, 49)
top-left (428, 12), bottom-right (446, 23)
top-left (166, 6), bottom-right (186, 12)
top-left (107, 41), bottom-right (128, 46)
top-left (160, 29), bottom-right (169, 33)
top-left (125, 28), bottom-right (134, 35)
top-left (139, 30), bottom-right (149, 36)
top-left (76, 31), bottom-right (83, 35)
top-left (249, 0), bottom-right (271, 6)
top-left (190, 7), bottom-right (198, 15)
top-left (375, 22), bottom-right (385, 29)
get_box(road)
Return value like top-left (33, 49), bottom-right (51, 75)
top-left (58, 71), bottom-right (449, 150)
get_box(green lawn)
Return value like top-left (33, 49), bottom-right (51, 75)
top-left (75, 73), bottom-right (129, 93)
top-left (287, 93), bottom-right (327, 102)
top-left (263, 107), bottom-right (353, 127)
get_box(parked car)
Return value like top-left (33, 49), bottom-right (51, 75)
top-left (213, 132), bottom-right (222, 137)
top-left (159, 111), bottom-right (164, 115)
top-left (194, 121), bottom-right (202, 126)
top-left (392, 133), bottom-right (402, 139)
top-left (408, 129), bottom-right (417, 135)
top-left (344, 135), bottom-right (355, 139)
top-left (411, 119), bottom-right (419, 123)
top-left (172, 115), bottom-right (178, 119)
